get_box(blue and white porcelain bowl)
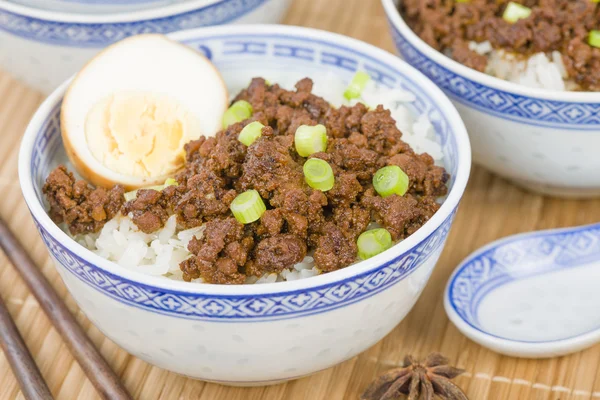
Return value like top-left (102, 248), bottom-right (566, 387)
top-left (0, 0), bottom-right (292, 93)
top-left (18, 25), bottom-right (471, 384)
top-left (445, 224), bottom-right (600, 358)
top-left (382, 0), bottom-right (600, 198)
top-left (8, 0), bottom-right (182, 14)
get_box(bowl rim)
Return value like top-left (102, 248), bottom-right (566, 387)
top-left (0, 0), bottom-right (228, 23)
top-left (381, 0), bottom-right (599, 103)
top-left (444, 225), bottom-right (600, 357)
top-left (18, 24), bottom-right (471, 296)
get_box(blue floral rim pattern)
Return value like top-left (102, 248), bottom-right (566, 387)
top-left (0, 0), bottom-right (265, 48)
top-left (388, 21), bottom-right (600, 130)
top-left (448, 223), bottom-right (600, 343)
top-left (27, 32), bottom-right (462, 321)
top-left (37, 212), bottom-right (455, 322)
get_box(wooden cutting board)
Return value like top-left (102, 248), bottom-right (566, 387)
top-left (1, 0), bottom-right (600, 398)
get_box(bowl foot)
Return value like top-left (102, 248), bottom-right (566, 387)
top-left (174, 373), bottom-right (313, 387)
top-left (203, 378), bottom-right (299, 387)
top-left (509, 178), bottom-right (600, 199)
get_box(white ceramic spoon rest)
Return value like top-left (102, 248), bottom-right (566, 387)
top-left (445, 223), bottom-right (600, 358)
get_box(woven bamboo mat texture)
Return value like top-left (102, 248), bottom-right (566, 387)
top-left (0, 0), bottom-right (600, 399)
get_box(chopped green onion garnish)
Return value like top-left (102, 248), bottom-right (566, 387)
top-left (503, 2), bottom-right (532, 24)
top-left (589, 30), bottom-right (600, 48)
top-left (344, 71), bottom-right (371, 100)
top-left (222, 100), bottom-right (253, 129)
top-left (303, 158), bottom-right (334, 192)
top-left (124, 178), bottom-right (178, 202)
top-left (230, 190), bottom-right (266, 224)
top-left (295, 124), bottom-right (328, 157)
top-left (373, 166), bottom-right (409, 198)
top-left (357, 228), bottom-right (393, 260)
top-left (238, 121), bottom-right (264, 146)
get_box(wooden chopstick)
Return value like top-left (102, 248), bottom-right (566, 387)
top-left (0, 216), bottom-right (132, 400)
top-left (0, 294), bottom-right (53, 400)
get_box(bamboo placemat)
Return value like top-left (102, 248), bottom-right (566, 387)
top-left (0, 0), bottom-right (600, 399)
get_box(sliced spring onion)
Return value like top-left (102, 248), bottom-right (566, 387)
top-left (238, 121), bottom-right (264, 146)
top-left (373, 166), bottom-right (409, 198)
top-left (303, 158), bottom-right (334, 192)
top-left (222, 100), bottom-right (253, 129)
top-left (295, 124), bottom-right (328, 157)
top-left (124, 178), bottom-right (178, 202)
top-left (357, 228), bottom-right (393, 260)
top-left (230, 190), bottom-right (266, 224)
top-left (589, 30), bottom-right (600, 48)
top-left (502, 2), bottom-right (532, 23)
top-left (344, 71), bottom-right (371, 100)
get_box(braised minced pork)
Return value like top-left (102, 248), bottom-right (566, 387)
top-left (44, 78), bottom-right (449, 284)
top-left (400, 0), bottom-right (600, 91)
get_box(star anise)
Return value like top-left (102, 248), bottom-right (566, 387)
top-left (361, 353), bottom-right (468, 400)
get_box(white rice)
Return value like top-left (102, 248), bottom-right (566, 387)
top-left (470, 40), bottom-right (577, 91)
top-left (76, 78), bottom-right (443, 283)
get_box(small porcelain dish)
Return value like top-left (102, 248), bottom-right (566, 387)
top-left (19, 25), bottom-right (471, 385)
top-left (0, 0), bottom-right (292, 93)
top-left (382, 0), bottom-right (600, 198)
top-left (8, 0), bottom-right (182, 14)
top-left (445, 224), bottom-right (600, 358)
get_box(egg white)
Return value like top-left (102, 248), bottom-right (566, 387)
top-left (61, 34), bottom-right (229, 190)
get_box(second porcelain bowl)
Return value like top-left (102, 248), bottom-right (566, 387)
top-left (0, 0), bottom-right (292, 93)
top-left (383, 0), bottom-right (600, 198)
top-left (7, 0), bottom-right (182, 14)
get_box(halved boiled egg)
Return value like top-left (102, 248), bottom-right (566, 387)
top-left (61, 34), bottom-right (228, 190)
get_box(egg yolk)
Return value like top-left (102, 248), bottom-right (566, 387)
top-left (85, 91), bottom-right (200, 178)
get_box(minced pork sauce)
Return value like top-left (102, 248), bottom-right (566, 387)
top-left (400, 0), bottom-right (600, 91)
top-left (44, 78), bottom-right (449, 284)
